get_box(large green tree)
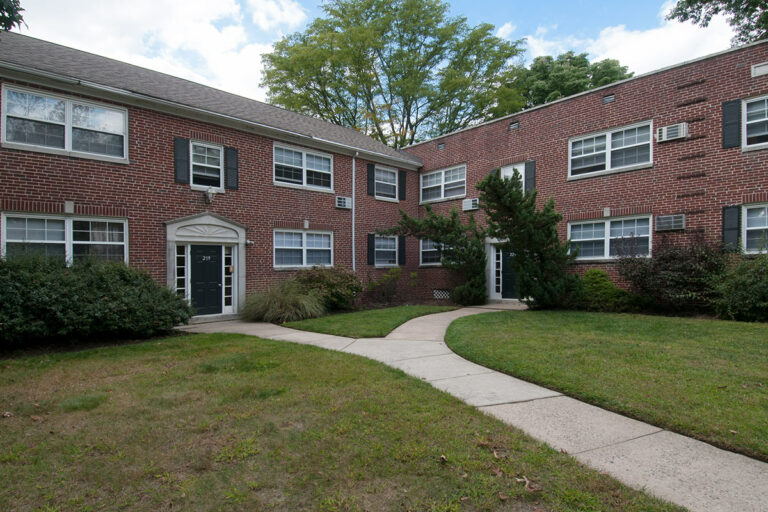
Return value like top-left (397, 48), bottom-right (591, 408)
top-left (261, 0), bottom-right (523, 148)
top-left (512, 51), bottom-right (633, 108)
top-left (1, 0), bottom-right (24, 31)
top-left (667, 0), bottom-right (768, 44)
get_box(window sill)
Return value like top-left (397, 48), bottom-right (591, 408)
top-left (190, 185), bottom-right (224, 193)
top-left (567, 162), bottom-right (652, 181)
top-left (742, 143), bottom-right (768, 153)
top-left (274, 265), bottom-right (334, 271)
top-left (419, 194), bottom-right (466, 206)
top-left (273, 181), bottom-right (334, 194)
top-left (375, 196), bottom-right (399, 203)
top-left (419, 263), bottom-right (442, 268)
top-left (1, 141), bottom-right (130, 165)
top-left (374, 264), bottom-right (399, 268)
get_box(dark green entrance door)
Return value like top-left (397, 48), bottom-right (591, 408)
top-left (500, 250), bottom-right (519, 299)
top-left (191, 245), bottom-right (222, 315)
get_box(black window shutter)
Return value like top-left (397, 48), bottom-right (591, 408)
top-left (367, 163), bottom-right (376, 196)
top-left (398, 235), bottom-right (406, 265)
top-left (224, 147), bottom-right (239, 190)
top-left (398, 170), bottom-right (407, 200)
top-left (722, 100), bottom-right (742, 149)
top-left (524, 161), bottom-right (536, 192)
top-left (174, 137), bottom-right (190, 184)
top-left (367, 234), bottom-right (376, 265)
top-left (722, 205), bottom-right (741, 251)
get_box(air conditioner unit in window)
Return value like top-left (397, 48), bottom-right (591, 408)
top-left (462, 198), bottom-right (479, 211)
top-left (656, 123), bottom-right (689, 142)
top-left (335, 196), bottom-right (352, 209)
top-left (655, 214), bottom-right (685, 232)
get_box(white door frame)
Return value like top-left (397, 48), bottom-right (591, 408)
top-left (165, 212), bottom-right (247, 316)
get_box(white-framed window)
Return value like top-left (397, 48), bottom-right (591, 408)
top-left (1, 214), bottom-right (128, 263)
top-left (744, 204), bottom-right (768, 253)
top-left (500, 162), bottom-right (526, 184)
top-left (1, 85), bottom-right (128, 162)
top-left (569, 121), bottom-right (652, 178)
top-left (375, 235), bottom-right (398, 267)
top-left (375, 166), bottom-right (398, 200)
top-left (190, 141), bottom-right (223, 190)
top-left (273, 230), bottom-right (333, 268)
top-left (421, 165), bottom-right (466, 203)
top-left (744, 96), bottom-right (768, 150)
top-left (568, 216), bottom-right (651, 260)
top-left (420, 238), bottom-right (441, 266)
top-left (273, 144), bottom-right (333, 191)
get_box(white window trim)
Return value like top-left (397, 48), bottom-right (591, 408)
top-left (420, 238), bottom-right (442, 267)
top-left (742, 203), bottom-right (768, 254)
top-left (374, 165), bottom-right (399, 202)
top-left (420, 164), bottom-right (467, 204)
top-left (567, 120), bottom-right (653, 180)
top-left (500, 162), bottom-right (526, 185)
top-left (273, 142), bottom-right (334, 193)
top-left (1, 84), bottom-right (129, 164)
top-left (374, 234), bottom-right (399, 268)
top-left (273, 229), bottom-right (334, 269)
top-left (742, 95), bottom-right (768, 152)
top-left (567, 215), bottom-right (652, 261)
top-left (189, 140), bottom-right (224, 192)
top-left (1, 213), bottom-right (129, 264)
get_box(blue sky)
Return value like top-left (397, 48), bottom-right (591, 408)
top-left (16, 0), bottom-right (735, 102)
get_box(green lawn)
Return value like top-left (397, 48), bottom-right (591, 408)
top-left (445, 310), bottom-right (768, 462)
top-left (0, 333), bottom-right (682, 511)
top-left (285, 305), bottom-right (456, 338)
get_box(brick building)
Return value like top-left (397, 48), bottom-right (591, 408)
top-left (1, 33), bottom-right (767, 317)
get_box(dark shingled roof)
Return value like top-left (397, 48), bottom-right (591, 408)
top-left (0, 32), bottom-right (421, 166)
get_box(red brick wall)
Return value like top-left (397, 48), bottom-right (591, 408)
top-left (0, 78), bottom-right (426, 302)
top-left (406, 42), bottom-right (768, 286)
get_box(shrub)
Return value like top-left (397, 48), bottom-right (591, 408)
top-left (0, 255), bottom-right (192, 347)
top-left (241, 279), bottom-right (325, 323)
top-left (451, 274), bottom-right (486, 306)
top-left (366, 267), bottom-right (402, 304)
top-left (617, 238), bottom-right (726, 314)
top-left (712, 254), bottom-right (768, 322)
top-left (294, 266), bottom-right (362, 311)
top-left (574, 269), bottom-right (634, 312)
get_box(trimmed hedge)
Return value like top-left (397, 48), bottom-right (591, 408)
top-left (0, 256), bottom-right (192, 347)
top-left (572, 269), bottom-right (635, 312)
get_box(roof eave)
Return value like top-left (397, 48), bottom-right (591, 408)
top-left (0, 61), bottom-right (422, 170)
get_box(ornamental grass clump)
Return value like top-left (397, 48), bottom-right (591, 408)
top-left (241, 279), bottom-right (326, 323)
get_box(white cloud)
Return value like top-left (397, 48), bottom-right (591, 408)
top-left (521, 2), bottom-right (735, 74)
top-left (15, 0), bottom-right (275, 101)
top-left (247, 0), bottom-right (307, 31)
top-left (496, 22), bottom-right (516, 40)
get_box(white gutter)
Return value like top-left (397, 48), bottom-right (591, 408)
top-left (351, 152), bottom-right (358, 271)
top-left (0, 61), bottom-right (422, 170)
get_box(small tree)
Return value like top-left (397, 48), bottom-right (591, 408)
top-left (476, 169), bottom-right (579, 308)
top-left (384, 206), bottom-right (487, 305)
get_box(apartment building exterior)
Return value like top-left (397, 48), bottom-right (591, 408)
top-left (1, 33), bottom-right (767, 317)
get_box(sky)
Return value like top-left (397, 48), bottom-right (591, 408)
top-left (13, 0), bottom-right (736, 103)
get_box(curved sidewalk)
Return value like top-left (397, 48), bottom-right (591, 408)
top-left (181, 307), bottom-right (768, 512)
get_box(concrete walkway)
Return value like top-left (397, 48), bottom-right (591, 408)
top-left (180, 306), bottom-right (768, 512)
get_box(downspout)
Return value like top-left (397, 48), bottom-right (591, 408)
top-left (352, 152), bottom-right (358, 271)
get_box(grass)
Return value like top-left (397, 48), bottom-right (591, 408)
top-left (445, 310), bottom-right (768, 462)
top-left (0, 333), bottom-right (683, 511)
top-left (285, 305), bottom-right (456, 338)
